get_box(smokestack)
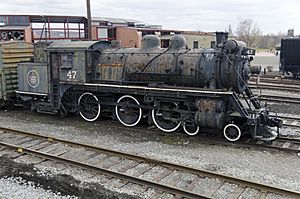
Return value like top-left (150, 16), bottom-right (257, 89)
top-left (86, 0), bottom-right (92, 40)
top-left (216, 32), bottom-right (228, 45)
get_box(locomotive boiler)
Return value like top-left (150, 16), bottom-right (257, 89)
top-left (97, 34), bottom-right (249, 94)
top-left (16, 33), bottom-right (282, 142)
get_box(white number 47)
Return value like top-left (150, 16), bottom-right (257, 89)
top-left (67, 70), bottom-right (77, 80)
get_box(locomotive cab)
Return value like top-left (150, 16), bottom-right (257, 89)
top-left (46, 40), bottom-right (111, 84)
top-left (16, 40), bottom-right (111, 114)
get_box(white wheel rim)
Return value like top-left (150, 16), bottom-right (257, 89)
top-left (183, 123), bottom-right (199, 136)
top-left (223, 124), bottom-right (241, 142)
top-left (115, 95), bottom-right (142, 127)
top-left (78, 92), bottom-right (100, 122)
top-left (151, 109), bottom-right (181, 133)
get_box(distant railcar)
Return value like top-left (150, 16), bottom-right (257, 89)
top-left (280, 38), bottom-right (300, 78)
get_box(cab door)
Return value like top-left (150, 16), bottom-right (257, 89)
top-left (50, 52), bottom-right (60, 82)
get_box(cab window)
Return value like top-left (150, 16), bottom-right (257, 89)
top-left (60, 53), bottom-right (74, 68)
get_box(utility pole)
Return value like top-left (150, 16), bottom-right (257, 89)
top-left (86, 0), bottom-right (92, 40)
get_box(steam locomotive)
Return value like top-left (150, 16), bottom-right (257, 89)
top-left (15, 33), bottom-right (282, 142)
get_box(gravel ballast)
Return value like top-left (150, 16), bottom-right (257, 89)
top-left (0, 177), bottom-right (76, 199)
top-left (0, 109), bottom-right (299, 197)
top-left (0, 155), bottom-right (141, 199)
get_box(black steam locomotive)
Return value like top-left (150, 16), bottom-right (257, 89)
top-left (16, 33), bottom-right (282, 142)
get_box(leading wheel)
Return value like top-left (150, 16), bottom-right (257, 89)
top-left (183, 122), bottom-right (199, 136)
top-left (115, 95), bottom-right (142, 127)
top-left (78, 92), bottom-right (100, 122)
top-left (223, 124), bottom-right (241, 142)
top-left (152, 102), bottom-right (181, 133)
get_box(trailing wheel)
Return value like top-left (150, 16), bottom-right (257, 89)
top-left (223, 124), bottom-right (241, 142)
top-left (183, 122), bottom-right (199, 136)
top-left (78, 92), bottom-right (100, 122)
top-left (152, 102), bottom-right (181, 132)
top-left (115, 95), bottom-right (142, 127)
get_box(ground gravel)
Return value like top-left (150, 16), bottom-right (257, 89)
top-left (0, 109), bottom-right (300, 196)
top-left (0, 177), bottom-right (76, 199)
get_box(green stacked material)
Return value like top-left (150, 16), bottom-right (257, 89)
top-left (0, 41), bottom-right (33, 106)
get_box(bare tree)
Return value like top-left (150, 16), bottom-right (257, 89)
top-left (236, 18), bottom-right (262, 47)
top-left (258, 32), bottom-right (285, 49)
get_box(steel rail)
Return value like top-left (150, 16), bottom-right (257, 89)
top-left (257, 137), bottom-right (300, 152)
top-left (249, 85), bottom-right (300, 92)
top-left (0, 127), bottom-right (299, 198)
top-left (276, 115), bottom-right (300, 120)
top-left (257, 78), bottom-right (300, 86)
top-left (248, 82), bottom-right (300, 88)
top-left (283, 123), bottom-right (300, 128)
top-left (274, 115), bottom-right (300, 129)
top-left (258, 95), bottom-right (300, 104)
top-left (249, 80), bottom-right (300, 87)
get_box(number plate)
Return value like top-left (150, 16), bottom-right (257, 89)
top-left (67, 70), bottom-right (77, 81)
top-left (242, 48), bottom-right (256, 55)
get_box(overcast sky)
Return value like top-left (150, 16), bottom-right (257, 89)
top-left (0, 0), bottom-right (299, 35)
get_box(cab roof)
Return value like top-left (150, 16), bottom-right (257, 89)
top-left (47, 40), bottom-right (109, 51)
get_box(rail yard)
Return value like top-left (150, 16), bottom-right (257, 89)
top-left (0, 104), bottom-right (299, 198)
top-left (1, 1), bottom-right (300, 199)
top-left (0, 38), bottom-right (299, 199)
top-left (0, 38), bottom-right (299, 198)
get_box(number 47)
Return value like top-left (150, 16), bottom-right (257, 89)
top-left (67, 70), bottom-right (77, 80)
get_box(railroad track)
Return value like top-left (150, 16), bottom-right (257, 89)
top-left (278, 115), bottom-right (300, 129)
top-left (248, 78), bottom-right (300, 95)
top-left (259, 77), bottom-right (300, 86)
top-left (257, 95), bottom-right (300, 104)
top-left (249, 84), bottom-right (300, 93)
top-left (0, 127), bottom-right (299, 198)
top-left (268, 137), bottom-right (300, 151)
top-left (194, 135), bottom-right (300, 153)
top-left (248, 86), bottom-right (300, 104)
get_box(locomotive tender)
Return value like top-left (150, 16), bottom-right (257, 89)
top-left (0, 41), bottom-right (33, 107)
top-left (16, 33), bottom-right (282, 142)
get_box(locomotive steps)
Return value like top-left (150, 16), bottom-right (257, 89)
top-left (0, 127), bottom-right (299, 198)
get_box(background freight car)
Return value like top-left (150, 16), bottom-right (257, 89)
top-left (0, 41), bottom-right (33, 106)
top-left (280, 38), bottom-right (300, 78)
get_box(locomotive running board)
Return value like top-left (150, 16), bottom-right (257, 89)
top-left (60, 82), bottom-right (234, 96)
top-left (15, 90), bottom-right (48, 96)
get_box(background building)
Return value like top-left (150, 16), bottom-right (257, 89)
top-left (91, 17), bottom-right (218, 48)
top-left (0, 14), bottom-right (220, 49)
top-left (0, 15), bottom-right (88, 43)
top-left (160, 31), bottom-right (216, 49)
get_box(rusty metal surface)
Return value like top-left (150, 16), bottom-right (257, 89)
top-left (195, 99), bottom-right (225, 129)
top-left (96, 35), bottom-right (250, 94)
top-left (34, 42), bottom-right (51, 63)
